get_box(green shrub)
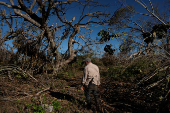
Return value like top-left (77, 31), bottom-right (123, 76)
top-left (121, 57), bottom-right (157, 80)
top-left (107, 56), bottom-right (157, 81)
top-left (107, 66), bottom-right (124, 80)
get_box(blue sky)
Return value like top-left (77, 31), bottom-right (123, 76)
top-left (0, 0), bottom-right (167, 56)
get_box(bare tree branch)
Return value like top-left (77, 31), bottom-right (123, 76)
top-left (135, 0), bottom-right (166, 25)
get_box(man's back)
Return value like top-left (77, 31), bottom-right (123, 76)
top-left (84, 62), bottom-right (100, 86)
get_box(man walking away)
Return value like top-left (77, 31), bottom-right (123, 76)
top-left (81, 57), bottom-right (100, 111)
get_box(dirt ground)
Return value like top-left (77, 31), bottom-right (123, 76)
top-left (0, 68), bottom-right (164, 113)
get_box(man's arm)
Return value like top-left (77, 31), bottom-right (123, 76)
top-left (81, 67), bottom-right (88, 90)
top-left (98, 72), bottom-right (100, 85)
top-left (97, 66), bottom-right (100, 85)
top-left (82, 67), bottom-right (88, 85)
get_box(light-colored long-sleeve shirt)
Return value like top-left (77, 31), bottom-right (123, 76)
top-left (82, 62), bottom-right (100, 86)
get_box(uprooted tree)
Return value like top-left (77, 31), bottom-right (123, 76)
top-left (0, 0), bottom-right (109, 74)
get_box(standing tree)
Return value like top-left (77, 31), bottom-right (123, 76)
top-left (0, 0), bottom-right (109, 73)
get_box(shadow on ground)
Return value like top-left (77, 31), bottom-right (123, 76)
top-left (49, 91), bottom-right (84, 106)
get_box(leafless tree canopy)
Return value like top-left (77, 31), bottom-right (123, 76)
top-left (0, 0), bottom-right (109, 72)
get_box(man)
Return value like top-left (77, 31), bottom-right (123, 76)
top-left (81, 57), bottom-right (100, 110)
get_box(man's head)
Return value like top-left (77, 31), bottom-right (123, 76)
top-left (83, 57), bottom-right (91, 65)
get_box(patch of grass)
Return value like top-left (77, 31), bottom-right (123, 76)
top-left (14, 100), bottom-right (25, 113)
top-left (71, 98), bottom-right (79, 105)
top-left (60, 107), bottom-right (66, 112)
top-left (26, 103), bottom-right (34, 109)
top-left (3, 109), bottom-right (7, 113)
top-left (43, 95), bottom-right (47, 103)
top-left (62, 88), bottom-right (66, 93)
top-left (52, 100), bottom-right (61, 111)
top-left (33, 105), bottom-right (45, 113)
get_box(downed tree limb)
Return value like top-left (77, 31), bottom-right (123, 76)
top-left (100, 98), bottom-right (140, 112)
top-left (17, 66), bottom-right (38, 82)
top-left (7, 70), bottom-right (13, 80)
top-left (0, 86), bottom-right (51, 101)
top-left (0, 64), bottom-right (47, 87)
top-left (100, 98), bottom-right (116, 111)
top-left (0, 64), bottom-right (38, 82)
top-left (0, 84), bottom-right (33, 101)
top-left (137, 65), bottom-right (169, 85)
top-left (35, 87), bottom-right (51, 96)
top-left (165, 89), bottom-right (170, 99)
top-left (145, 78), bottom-right (164, 89)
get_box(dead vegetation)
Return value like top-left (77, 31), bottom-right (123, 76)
top-left (0, 55), bottom-right (170, 113)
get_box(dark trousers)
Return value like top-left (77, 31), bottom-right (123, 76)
top-left (84, 84), bottom-right (99, 106)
